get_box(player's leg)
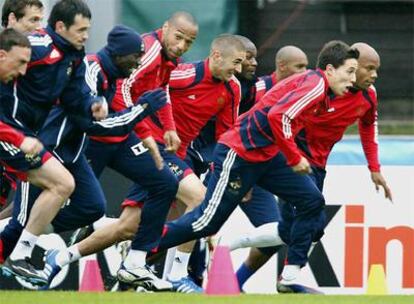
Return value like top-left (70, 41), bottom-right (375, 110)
top-left (257, 153), bottom-right (326, 293)
top-left (153, 144), bottom-right (261, 251)
top-left (161, 154), bottom-right (206, 292)
top-left (233, 186), bottom-right (282, 290)
top-left (3, 154), bottom-right (74, 285)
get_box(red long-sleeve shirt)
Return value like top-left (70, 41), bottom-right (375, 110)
top-left (0, 121), bottom-right (25, 147)
top-left (111, 29), bottom-right (177, 144)
top-left (219, 69), bottom-right (330, 165)
top-left (295, 86), bottom-right (380, 171)
top-left (169, 59), bottom-right (241, 159)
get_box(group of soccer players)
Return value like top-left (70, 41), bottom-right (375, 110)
top-left (0, 0), bottom-right (392, 294)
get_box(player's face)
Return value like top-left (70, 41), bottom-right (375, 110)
top-left (327, 58), bottom-right (358, 96)
top-left (56, 14), bottom-right (90, 50)
top-left (354, 56), bottom-right (380, 90)
top-left (0, 46), bottom-right (31, 83)
top-left (162, 21), bottom-right (198, 59)
top-left (114, 52), bottom-right (144, 78)
top-left (12, 5), bottom-right (44, 33)
top-left (239, 48), bottom-right (258, 80)
top-left (216, 49), bottom-right (246, 82)
top-left (284, 57), bottom-right (308, 77)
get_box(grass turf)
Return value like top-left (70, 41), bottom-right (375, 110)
top-left (1, 292), bottom-right (413, 304)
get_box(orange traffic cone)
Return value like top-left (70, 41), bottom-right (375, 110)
top-left (205, 245), bottom-right (240, 295)
top-left (79, 259), bottom-right (104, 292)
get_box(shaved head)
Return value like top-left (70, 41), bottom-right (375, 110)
top-left (161, 11), bottom-right (198, 59)
top-left (275, 45), bottom-right (308, 80)
top-left (168, 11), bottom-right (198, 28)
top-left (235, 35), bottom-right (256, 53)
top-left (210, 34), bottom-right (245, 57)
top-left (351, 42), bottom-right (380, 64)
top-left (351, 42), bottom-right (380, 90)
top-left (276, 45), bottom-right (307, 64)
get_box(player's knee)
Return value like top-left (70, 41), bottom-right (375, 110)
top-left (54, 173), bottom-right (75, 199)
top-left (116, 221), bottom-right (138, 240)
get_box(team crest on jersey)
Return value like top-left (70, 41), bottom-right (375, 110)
top-left (217, 96), bottom-right (225, 107)
top-left (66, 62), bottom-right (74, 76)
top-left (167, 162), bottom-right (183, 178)
top-left (356, 106), bottom-right (364, 116)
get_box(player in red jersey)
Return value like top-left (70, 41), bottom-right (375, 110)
top-left (234, 42), bottom-right (309, 290)
top-left (150, 40), bottom-right (359, 292)
top-left (156, 34), bottom-right (245, 292)
top-left (255, 45), bottom-right (308, 103)
top-left (228, 42), bottom-right (392, 293)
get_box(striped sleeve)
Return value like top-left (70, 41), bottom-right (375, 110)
top-left (268, 75), bottom-right (326, 166)
top-left (0, 121), bottom-right (25, 148)
top-left (359, 86), bottom-right (380, 172)
top-left (120, 41), bottom-right (162, 108)
top-left (169, 63), bottom-right (196, 89)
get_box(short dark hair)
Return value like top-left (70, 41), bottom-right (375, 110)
top-left (211, 34), bottom-right (245, 57)
top-left (317, 40), bottom-right (359, 70)
top-left (48, 0), bottom-right (91, 30)
top-left (2, 0), bottom-right (43, 27)
top-left (0, 28), bottom-right (31, 51)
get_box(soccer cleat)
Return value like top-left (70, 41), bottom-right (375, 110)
top-left (277, 280), bottom-right (323, 294)
top-left (117, 263), bottom-right (172, 292)
top-left (68, 225), bottom-right (94, 246)
top-left (41, 249), bottom-right (62, 289)
top-left (2, 257), bottom-right (47, 286)
top-left (168, 276), bottom-right (204, 293)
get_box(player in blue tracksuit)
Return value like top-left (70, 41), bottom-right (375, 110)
top-left (0, 0), bottom-right (110, 284)
top-left (39, 25), bottom-right (179, 291)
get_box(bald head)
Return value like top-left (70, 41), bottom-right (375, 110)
top-left (275, 45), bottom-right (308, 80)
top-left (351, 42), bottom-right (380, 64)
top-left (168, 11), bottom-right (198, 28)
top-left (351, 42), bottom-right (380, 90)
top-left (161, 11), bottom-right (198, 59)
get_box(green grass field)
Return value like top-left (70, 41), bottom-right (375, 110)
top-left (1, 292), bottom-right (413, 304)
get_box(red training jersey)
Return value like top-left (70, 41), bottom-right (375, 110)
top-left (219, 69), bottom-right (330, 166)
top-left (296, 86), bottom-right (380, 171)
top-left (111, 29), bottom-right (178, 143)
top-left (169, 59), bottom-right (241, 159)
top-left (0, 121), bottom-right (25, 147)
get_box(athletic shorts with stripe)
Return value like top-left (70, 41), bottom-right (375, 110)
top-left (0, 143), bottom-right (52, 181)
top-left (0, 154), bottom-right (105, 259)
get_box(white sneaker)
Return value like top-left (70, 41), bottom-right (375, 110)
top-left (117, 263), bottom-right (172, 291)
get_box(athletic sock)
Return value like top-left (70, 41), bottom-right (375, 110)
top-left (92, 216), bottom-right (117, 230)
top-left (280, 264), bottom-right (300, 284)
top-left (229, 222), bottom-right (284, 250)
top-left (168, 250), bottom-right (191, 281)
top-left (124, 249), bottom-right (147, 269)
top-left (9, 229), bottom-right (38, 261)
top-left (236, 263), bottom-right (255, 289)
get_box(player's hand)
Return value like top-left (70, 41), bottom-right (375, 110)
top-left (19, 137), bottom-right (44, 155)
top-left (137, 88), bottom-right (167, 115)
top-left (164, 130), bottom-right (181, 153)
top-left (292, 157), bottom-right (312, 175)
top-left (241, 188), bottom-right (253, 203)
top-left (91, 100), bottom-right (108, 121)
top-left (371, 171), bottom-right (393, 202)
top-left (142, 136), bottom-right (164, 170)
